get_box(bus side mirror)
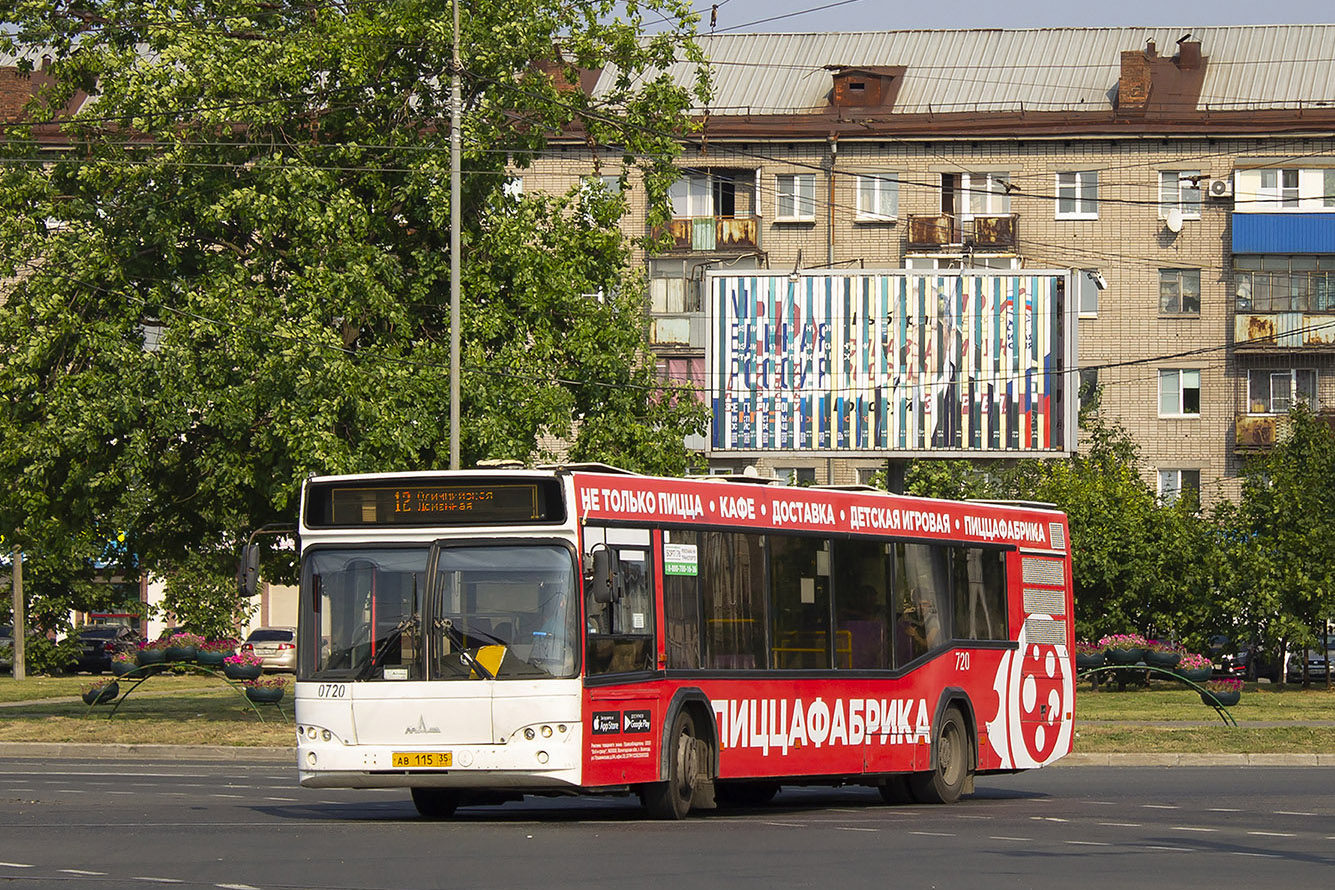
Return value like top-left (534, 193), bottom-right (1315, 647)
top-left (238, 544), bottom-right (260, 597)
top-left (591, 547), bottom-right (623, 605)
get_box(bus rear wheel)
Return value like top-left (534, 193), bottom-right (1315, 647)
top-left (908, 707), bottom-right (969, 804)
top-left (642, 710), bottom-right (701, 820)
top-left (411, 787), bottom-right (460, 819)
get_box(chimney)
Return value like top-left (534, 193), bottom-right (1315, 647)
top-left (1177, 41), bottom-right (1202, 70)
top-left (1118, 50), bottom-right (1152, 111)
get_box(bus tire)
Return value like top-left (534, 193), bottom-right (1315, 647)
top-left (411, 787), bottom-right (460, 819)
top-left (909, 707), bottom-right (969, 804)
top-left (643, 709), bottom-right (700, 820)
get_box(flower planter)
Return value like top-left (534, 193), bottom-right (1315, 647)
top-left (197, 650), bottom-right (228, 667)
top-left (245, 686), bottom-right (285, 704)
top-left (1202, 690), bottom-right (1241, 707)
top-left (1177, 667), bottom-right (1213, 683)
top-left (82, 682), bottom-right (120, 705)
top-left (112, 660), bottom-right (138, 677)
top-left (1144, 650), bottom-right (1181, 669)
top-left (225, 663), bottom-right (263, 681)
top-left (1106, 647), bottom-right (1144, 665)
top-left (164, 645), bottom-right (197, 662)
top-left (137, 648), bottom-right (166, 666)
top-left (1075, 652), bottom-right (1105, 671)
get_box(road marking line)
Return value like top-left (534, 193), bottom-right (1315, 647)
top-left (1088, 801), bottom-right (1117, 806)
top-left (1098, 822), bottom-right (1142, 828)
top-left (910, 831), bottom-right (955, 837)
top-left (1168, 826), bottom-right (1217, 832)
top-left (1248, 831), bottom-right (1297, 837)
top-left (216, 884), bottom-right (263, 890)
top-left (763, 821), bottom-right (807, 827)
top-left (211, 794), bottom-right (246, 799)
top-left (1142, 804), bottom-right (1179, 810)
top-left (1141, 845), bottom-right (1191, 852)
top-left (263, 797), bottom-right (297, 802)
top-left (1032, 817), bottom-right (1069, 823)
top-left (1273, 811), bottom-right (1315, 817)
top-left (1208, 807), bottom-right (1242, 812)
top-left (1231, 852), bottom-right (1278, 859)
top-left (989, 836), bottom-right (1032, 842)
top-left (61, 870), bottom-right (107, 876)
top-left (0, 863), bottom-right (35, 869)
top-left (1066, 841), bottom-right (1111, 846)
top-left (834, 827), bottom-right (879, 832)
top-left (132, 878), bottom-right (184, 883)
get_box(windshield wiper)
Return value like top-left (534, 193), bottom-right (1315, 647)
top-left (435, 618), bottom-right (494, 680)
top-left (356, 616), bottom-right (419, 680)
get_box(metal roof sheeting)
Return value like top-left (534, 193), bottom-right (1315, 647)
top-left (625, 26), bottom-right (1335, 115)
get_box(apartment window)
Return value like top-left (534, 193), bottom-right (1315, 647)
top-left (856, 173), bottom-right (899, 220)
top-left (1158, 469), bottom-right (1201, 503)
top-left (1077, 271), bottom-right (1100, 316)
top-left (776, 174), bottom-right (816, 220)
top-left (774, 467), bottom-right (817, 485)
top-left (1326, 170), bottom-right (1335, 208)
top-left (1159, 369), bottom-right (1201, 416)
top-left (1159, 171), bottom-right (1202, 219)
top-left (1056, 171), bottom-right (1098, 219)
top-left (961, 172), bottom-right (1010, 217)
top-left (1159, 269), bottom-right (1201, 315)
top-left (656, 355), bottom-right (707, 405)
top-left (503, 176), bottom-right (524, 199)
top-left (669, 175), bottom-right (713, 217)
top-left (1248, 369), bottom-right (1317, 414)
top-left (1259, 168), bottom-right (1300, 208)
top-left (1234, 255), bottom-right (1335, 312)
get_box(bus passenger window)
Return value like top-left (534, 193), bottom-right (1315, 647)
top-left (583, 527), bottom-right (656, 676)
top-left (832, 539), bottom-right (891, 669)
top-left (770, 535), bottom-right (831, 669)
top-left (894, 542), bottom-right (951, 667)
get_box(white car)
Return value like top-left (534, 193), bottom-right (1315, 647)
top-left (240, 627), bottom-right (297, 672)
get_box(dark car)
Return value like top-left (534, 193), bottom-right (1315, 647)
top-left (1287, 635), bottom-right (1334, 683)
top-left (1210, 638), bottom-right (1281, 682)
top-left (71, 625), bottom-right (142, 674)
top-left (0, 625), bottom-right (12, 672)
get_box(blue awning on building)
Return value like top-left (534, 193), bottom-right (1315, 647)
top-left (1232, 213), bottom-right (1335, 254)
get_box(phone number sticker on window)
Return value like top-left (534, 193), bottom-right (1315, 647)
top-left (392, 751), bottom-right (453, 768)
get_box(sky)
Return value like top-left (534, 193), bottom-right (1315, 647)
top-left (688, 0), bottom-right (1335, 32)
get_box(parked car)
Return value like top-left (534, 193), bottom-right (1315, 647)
top-left (71, 625), bottom-right (143, 674)
top-left (0, 625), bottom-right (12, 672)
top-left (1215, 641), bottom-right (1282, 683)
top-left (240, 627), bottom-right (297, 672)
top-left (1286, 635), bottom-right (1334, 682)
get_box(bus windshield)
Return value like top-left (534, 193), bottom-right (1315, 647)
top-left (303, 543), bottom-right (580, 681)
top-left (431, 544), bottom-right (580, 680)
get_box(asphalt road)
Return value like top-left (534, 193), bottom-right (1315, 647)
top-left (0, 758), bottom-right (1332, 889)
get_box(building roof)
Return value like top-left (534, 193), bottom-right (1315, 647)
top-left (636, 26), bottom-right (1335, 116)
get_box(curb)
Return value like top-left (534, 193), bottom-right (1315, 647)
top-left (1057, 752), bottom-right (1335, 767)
top-left (0, 742), bottom-right (294, 762)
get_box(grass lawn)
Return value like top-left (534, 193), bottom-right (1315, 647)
top-left (0, 672), bottom-right (295, 747)
top-left (1, 672), bottom-right (1331, 753)
top-left (1075, 681), bottom-right (1335, 753)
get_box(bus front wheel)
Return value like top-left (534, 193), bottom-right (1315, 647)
top-left (642, 709), bottom-right (701, 820)
top-left (411, 787), bottom-right (460, 819)
top-left (908, 707), bottom-right (970, 804)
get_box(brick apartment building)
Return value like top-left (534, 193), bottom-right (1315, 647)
top-left (527, 26), bottom-right (1335, 502)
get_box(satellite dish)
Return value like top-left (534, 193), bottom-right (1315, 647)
top-left (1165, 209), bottom-right (1184, 233)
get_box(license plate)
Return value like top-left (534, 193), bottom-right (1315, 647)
top-left (392, 751), bottom-right (453, 768)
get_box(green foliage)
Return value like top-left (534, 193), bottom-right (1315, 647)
top-left (18, 634), bottom-right (81, 676)
top-left (158, 552), bottom-right (256, 640)
top-left (0, 2), bottom-right (709, 619)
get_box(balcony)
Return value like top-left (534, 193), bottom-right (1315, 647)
top-left (656, 216), bottom-right (758, 252)
top-left (1234, 313), bottom-right (1335, 351)
top-left (905, 213), bottom-right (1017, 250)
top-left (1235, 411), bottom-right (1335, 450)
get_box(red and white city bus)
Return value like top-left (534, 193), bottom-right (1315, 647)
top-left (293, 466), bottom-right (1074, 819)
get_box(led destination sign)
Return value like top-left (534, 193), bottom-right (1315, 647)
top-left (304, 479), bottom-right (565, 528)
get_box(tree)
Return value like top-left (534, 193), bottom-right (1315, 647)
top-left (0, 1), bottom-right (709, 620)
top-left (1225, 404), bottom-right (1335, 685)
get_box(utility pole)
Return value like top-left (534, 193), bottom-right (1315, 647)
top-left (11, 548), bottom-right (23, 681)
top-left (449, 0), bottom-right (462, 470)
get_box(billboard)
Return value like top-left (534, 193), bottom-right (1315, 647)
top-left (709, 271), bottom-right (1076, 456)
